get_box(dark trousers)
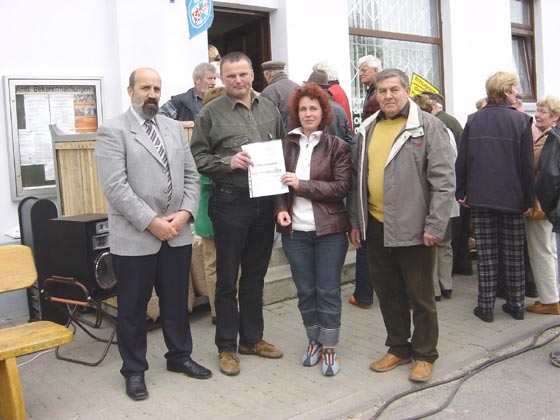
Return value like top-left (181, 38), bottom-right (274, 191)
top-left (112, 242), bottom-right (193, 377)
top-left (210, 183), bottom-right (275, 352)
top-left (471, 208), bottom-right (526, 312)
top-left (366, 216), bottom-right (438, 362)
top-left (353, 241), bottom-right (374, 304)
top-left (452, 206), bottom-right (473, 275)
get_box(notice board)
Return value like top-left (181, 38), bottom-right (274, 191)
top-left (3, 76), bottom-right (103, 200)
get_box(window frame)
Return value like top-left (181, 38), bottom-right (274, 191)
top-left (347, 0), bottom-right (444, 121)
top-left (511, 0), bottom-right (536, 101)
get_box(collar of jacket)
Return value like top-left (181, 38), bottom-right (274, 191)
top-left (224, 90), bottom-right (261, 110)
top-left (270, 73), bottom-right (289, 83)
top-left (285, 129), bottom-right (327, 145)
top-left (357, 99), bottom-right (424, 140)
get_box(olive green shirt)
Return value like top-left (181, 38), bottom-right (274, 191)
top-left (190, 92), bottom-right (285, 188)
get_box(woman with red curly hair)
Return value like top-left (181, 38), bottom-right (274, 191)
top-left (274, 83), bottom-right (351, 376)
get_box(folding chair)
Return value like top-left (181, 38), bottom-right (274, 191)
top-left (41, 275), bottom-right (117, 367)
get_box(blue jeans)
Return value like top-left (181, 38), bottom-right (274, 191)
top-left (282, 231), bottom-right (348, 347)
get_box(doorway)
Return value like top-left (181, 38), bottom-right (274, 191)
top-left (208, 7), bottom-right (271, 92)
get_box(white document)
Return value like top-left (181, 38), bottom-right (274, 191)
top-left (50, 94), bottom-right (76, 133)
top-left (242, 139), bottom-right (288, 198)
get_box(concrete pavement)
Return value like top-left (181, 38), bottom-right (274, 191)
top-left (11, 271), bottom-right (560, 420)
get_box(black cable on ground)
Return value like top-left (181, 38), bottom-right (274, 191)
top-left (369, 322), bottom-right (560, 420)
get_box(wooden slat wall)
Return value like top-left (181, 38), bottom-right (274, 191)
top-left (55, 141), bottom-right (108, 216)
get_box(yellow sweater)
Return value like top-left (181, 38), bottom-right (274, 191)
top-left (367, 117), bottom-right (406, 222)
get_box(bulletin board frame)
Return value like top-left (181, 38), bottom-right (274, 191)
top-left (3, 76), bottom-right (104, 201)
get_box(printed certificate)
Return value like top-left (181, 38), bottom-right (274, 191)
top-left (242, 139), bottom-right (288, 198)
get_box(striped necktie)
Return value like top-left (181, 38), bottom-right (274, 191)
top-left (144, 120), bottom-right (172, 207)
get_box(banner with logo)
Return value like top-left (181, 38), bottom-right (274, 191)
top-left (186, 0), bottom-right (214, 39)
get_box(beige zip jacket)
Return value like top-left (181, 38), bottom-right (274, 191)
top-left (348, 99), bottom-right (456, 247)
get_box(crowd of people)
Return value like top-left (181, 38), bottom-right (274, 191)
top-left (94, 48), bottom-right (560, 400)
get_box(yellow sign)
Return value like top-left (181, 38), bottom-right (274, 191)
top-left (409, 73), bottom-right (440, 97)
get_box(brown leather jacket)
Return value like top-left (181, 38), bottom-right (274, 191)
top-left (274, 131), bottom-right (351, 236)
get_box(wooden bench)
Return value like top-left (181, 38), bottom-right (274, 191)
top-left (0, 245), bottom-right (73, 420)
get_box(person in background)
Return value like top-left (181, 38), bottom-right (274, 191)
top-left (349, 69), bottom-right (455, 383)
top-left (95, 67), bottom-right (212, 401)
top-left (413, 93), bottom-right (461, 301)
top-left (456, 71), bottom-right (534, 323)
top-left (348, 95), bottom-right (380, 310)
top-left (420, 93), bottom-right (472, 277)
top-left (190, 52), bottom-right (285, 377)
top-left (194, 86), bottom-right (226, 325)
top-left (159, 63), bottom-right (217, 128)
top-left (534, 121), bottom-right (560, 366)
top-left (275, 82), bottom-right (351, 376)
top-left (524, 96), bottom-right (560, 315)
top-left (475, 97), bottom-right (487, 110)
top-left (313, 61), bottom-right (353, 131)
top-left (208, 44), bottom-right (222, 87)
top-left (358, 55), bottom-right (382, 120)
top-left (306, 70), bottom-right (352, 143)
top-left (260, 60), bottom-right (300, 131)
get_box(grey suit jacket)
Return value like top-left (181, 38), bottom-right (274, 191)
top-left (95, 109), bottom-right (199, 256)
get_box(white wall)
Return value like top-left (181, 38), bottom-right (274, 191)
top-left (282, 0), bottom-right (352, 97)
top-left (442, 0), bottom-right (560, 125)
top-left (0, 0), bottom-right (210, 239)
top-left (1, 0), bottom-right (559, 262)
top-left (535, 0), bottom-right (560, 98)
top-left (0, 0), bottom-right (118, 237)
top-left (441, 0), bottom-right (514, 125)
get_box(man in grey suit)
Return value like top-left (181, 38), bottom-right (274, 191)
top-left (95, 67), bottom-right (211, 401)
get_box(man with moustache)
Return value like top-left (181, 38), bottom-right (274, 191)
top-left (95, 67), bottom-right (211, 401)
top-left (191, 52), bottom-right (285, 376)
top-left (349, 69), bottom-right (455, 382)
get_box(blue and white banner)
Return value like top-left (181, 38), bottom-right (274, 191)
top-left (186, 0), bottom-right (214, 39)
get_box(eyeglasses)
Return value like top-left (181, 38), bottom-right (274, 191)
top-left (359, 67), bottom-right (371, 74)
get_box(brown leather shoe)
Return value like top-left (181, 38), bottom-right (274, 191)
top-left (527, 301), bottom-right (560, 315)
top-left (370, 353), bottom-right (411, 372)
top-left (238, 340), bottom-right (283, 359)
top-left (409, 360), bottom-right (433, 382)
top-left (349, 294), bottom-right (373, 309)
top-left (219, 351), bottom-right (240, 376)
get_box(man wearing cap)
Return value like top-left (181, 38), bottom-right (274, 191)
top-left (313, 61), bottom-right (353, 132)
top-left (307, 70), bottom-right (352, 143)
top-left (261, 60), bottom-right (300, 130)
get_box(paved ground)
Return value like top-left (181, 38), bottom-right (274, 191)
top-left (9, 271), bottom-right (560, 420)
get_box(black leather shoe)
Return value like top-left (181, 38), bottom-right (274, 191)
top-left (125, 374), bottom-right (148, 401)
top-left (167, 359), bottom-right (212, 379)
top-left (473, 306), bottom-right (494, 322)
top-left (502, 303), bottom-right (524, 320)
top-left (441, 289), bottom-right (452, 299)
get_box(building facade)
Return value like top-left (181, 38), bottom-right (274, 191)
top-left (1, 0), bottom-right (559, 316)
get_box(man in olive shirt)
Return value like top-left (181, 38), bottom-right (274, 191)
top-left (190, 52), bottom-right (285, 377)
